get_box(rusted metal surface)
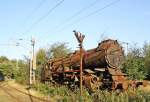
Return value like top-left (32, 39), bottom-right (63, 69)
top-left (41, 38), bottom-right (126, 91)
top-left (45, 39), bottom-right (124, 73)
top-left (41, 31), bottom-right (140, 92)
top-left (83, 75), bottom-right (102, 92)
top-left (128, 80), bottom-right (148, 89)
top-left (74, 30), bottom-right (85, 96)
top-left (108, 68), bottom-right (128, 90)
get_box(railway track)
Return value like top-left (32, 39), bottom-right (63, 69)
top-left (0, 82), bottom-right (50, 102)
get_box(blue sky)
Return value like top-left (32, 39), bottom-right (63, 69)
top-left (0, 0), bottom-right (150, 59)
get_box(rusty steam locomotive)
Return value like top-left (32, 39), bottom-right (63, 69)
top-left (41, 35), bottom-right (130, 92)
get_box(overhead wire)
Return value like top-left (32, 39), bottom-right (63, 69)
top-left (12, 0), bottom-right (120, 51)
top-left (11, 0), bottom-right (65, 53)
top-left (45, 0), bottom-right (101, 32)
top-left (0, 44), bottom-right (16, 46)
top-left (39, 0), bottom-right (101, 42)
top-left (55, 0), bottom-right (121, 33)
top-left (19, 0), bottom-right (65, 38)
top-left (14, 0), bottom-right (100, 46)
top-left (22, 0), bottom-right (47, 24)
top-left (8, 0), bottom-right (47, 44)
top-left (40, 0), bottom-right (120, 43)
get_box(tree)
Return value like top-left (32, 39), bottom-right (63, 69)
top-left (47, 42), bottom-right (71, 59)
top-left (15, 60), bottom-right (29, 84)
top-left (36, 48), bottom-right (47, 81)
top-left (0, 56), bottom-right (9, 63)
top-left (36, 48), bottom-right (47, 65)
top-left (0, 56), bottom-right (15, 79)
top-left (0, 62), bottom-right (15, 78)
top-left (122, 44), bottom-right (147, 80)
top-left (143, 42), bottom-right (150, 80)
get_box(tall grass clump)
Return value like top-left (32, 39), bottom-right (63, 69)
top-left (91, 89), bottom-right (150, 102)
top-left (33, 83), bottom-right (150, 102)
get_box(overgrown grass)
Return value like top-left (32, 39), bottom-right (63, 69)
top-left (33, 83), bottom-right (150, 102)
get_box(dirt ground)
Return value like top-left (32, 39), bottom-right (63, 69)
top-left (1, 80), bottom-right (150, 102)
top-left (0, 80), bottom-right (50, 102)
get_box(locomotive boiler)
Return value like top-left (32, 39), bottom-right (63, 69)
top-left (41, 39), bottom-right (128, 92)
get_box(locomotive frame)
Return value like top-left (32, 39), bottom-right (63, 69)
top-left (41, 32), bottom-right (147, 92)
